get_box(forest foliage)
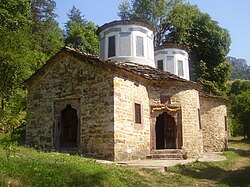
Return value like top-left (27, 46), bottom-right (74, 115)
top-left (228, 80), bottom-right (250, 138)
top-left (0, 0), bottom-right (100, 151)
top-left (64, 6), bottom-right (99, 55)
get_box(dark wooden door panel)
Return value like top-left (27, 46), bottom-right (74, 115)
top-left (156, 112), bottom-right (177, 149)
top-left (60, 104), bottom-right (78, 148)
top-left (164, 113), bottom-right (176, 148)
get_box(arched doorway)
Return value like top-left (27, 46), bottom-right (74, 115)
top-left (60, 104), bottom-right (78, 148)
top-left (155, 112), bottom-right (177, 149)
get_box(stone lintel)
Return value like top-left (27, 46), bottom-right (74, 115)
top-left (150, 104), bottom-right (181, 112)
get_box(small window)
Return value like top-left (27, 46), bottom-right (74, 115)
top-left (108, 36), bottom-right (116, 57)
top-left (198, 109), bottom-right (201, 129)
top-left (136, 36), bottom-right (144, 57)
top-left (134, 103), bottom-right (141, 124)
top-left (178, 60), bottom-right (184, 76)
top-left (157, 60), bottom-right (164, 70)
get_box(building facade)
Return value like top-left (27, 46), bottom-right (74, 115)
top-left (26, 20), bottom-right (228, 161)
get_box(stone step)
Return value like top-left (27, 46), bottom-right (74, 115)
top-left (55, 148), bottom-right (79, 155)
top-left (146, 154), bottom-right (183, 160)
top-left (146, 149), bottom-right (183, 160)
top-left (150, 149), bottom-right (182, 155)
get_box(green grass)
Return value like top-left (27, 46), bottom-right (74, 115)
top-left (168, 151), bottom-right (250, 187)
top-left (168, 138), bottom-right (250, 187)
top-left (0, 137), bottom-right (249, 187)
top-left (0, 147), bottom-right (152, 187)
top-left (228, 136), bottom-right (250, 150)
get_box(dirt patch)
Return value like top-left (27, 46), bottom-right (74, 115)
top-left (3, 176), bottom-right (23, 187)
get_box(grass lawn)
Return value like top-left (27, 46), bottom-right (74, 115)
top-left (0, 137), bottom-right (249, 187)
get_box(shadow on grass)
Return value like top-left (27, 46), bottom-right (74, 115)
top-left (228, 138), bottom-right (250, 158)
top-left (227, 148), bottom-right (250, 158)
top-left (169, 161), bottom-right (250, 187)
top-left (228, 138), bottom-right (250, 144)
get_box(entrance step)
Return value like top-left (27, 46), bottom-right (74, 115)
top-left (146, 149), bottom-right (183, 160)
top-left (55, 147), bottom-right (79, 155)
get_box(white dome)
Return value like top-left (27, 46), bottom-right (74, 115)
top-left (155, 45), bottom-right (190, 80)
top-left (97, 20), bottom-right (155, 68)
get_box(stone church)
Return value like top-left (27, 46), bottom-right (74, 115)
top-left (26, 20), bottom-right (228, 161)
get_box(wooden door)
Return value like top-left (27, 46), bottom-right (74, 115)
top-left (164, 113), bottom-right (176, 148)
top-left (156, 112), bottom-right (177, 149)
top-left (60, 104), bottom-right (78, 148)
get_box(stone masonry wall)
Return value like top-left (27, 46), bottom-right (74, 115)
top-left (113, 75), bottom-right (151, 161)
top-left (200, 97), bottom-right (227, 152)
top-left (148, 84), bottom-right (204, 158)
top-left (26, 52), bottom-right (115, 160)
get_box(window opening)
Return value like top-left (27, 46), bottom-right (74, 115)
top-left (178, 60), bottom-right (184, 76)
top-left (135, 103), bottom-right (141, 124)
top-left (108, 35), bottom-right (116, 57)
top-left (136, 36), bottom-right (144, 57)
top-left (157, 60), bottom-right (164, 70)
top-left (198, 108), bottom-right (201, 129)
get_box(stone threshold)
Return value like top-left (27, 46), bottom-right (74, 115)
top-left (95, 152), bottom-right (226, 172)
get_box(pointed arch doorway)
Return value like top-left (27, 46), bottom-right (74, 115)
top-left (54, 99), bottom-right (80, 149)
top-left (156, 112), bottom-right (177, 149)
top-left (151, 107), bottom-right (182, 150)
top-left (60, 104), bottom-right (78, 148)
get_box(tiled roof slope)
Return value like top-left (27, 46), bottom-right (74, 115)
top-left (200, 92), bottom-right (227, 102)
top-left (155, 44), bottom-right (190, 52)
top-left (108, 60), bottom-right (187, 82)
top-left (96, 19), bottom-right (155, 34)
top-left (26, 47), bottom-right (202, 90)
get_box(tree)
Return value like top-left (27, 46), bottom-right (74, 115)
top-left (228, 80), bottom-right (250, 138)
top-left (30, 0), bottom-right (64, 70)
top-left (117, 1), bottom-right (231, 95)
top-left (0, 0), bottom-right (32, 155)
top-left (161, 3), bottom-right (231, 95)
top-left (230, 80), bottom-right (250, 95)
top-left (117, 0), bottom-right (131, 20)
top-left (0, 31), bottom-right (32, 98)
top-left (231, 90), bottom-right (250, 139)
top-left (118, 0), bottom-right (169, 45)
top-left (0, 0), bottom-right (33, 98)
top-left (0, 0), bottom-right (31, 31)
top-left (66, 6), bottom-right (87, 25)
top-left (65, 6), bottom-right (99, 55)
top-left (240, 81), bottom-right (250, 92)
top-left (230, 80), bottom-right (242, 95)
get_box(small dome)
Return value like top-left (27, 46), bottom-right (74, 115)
top-left (97, 20), bottom-right (155, 68)
top-left (155, 44), bottom-right (190, 80)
